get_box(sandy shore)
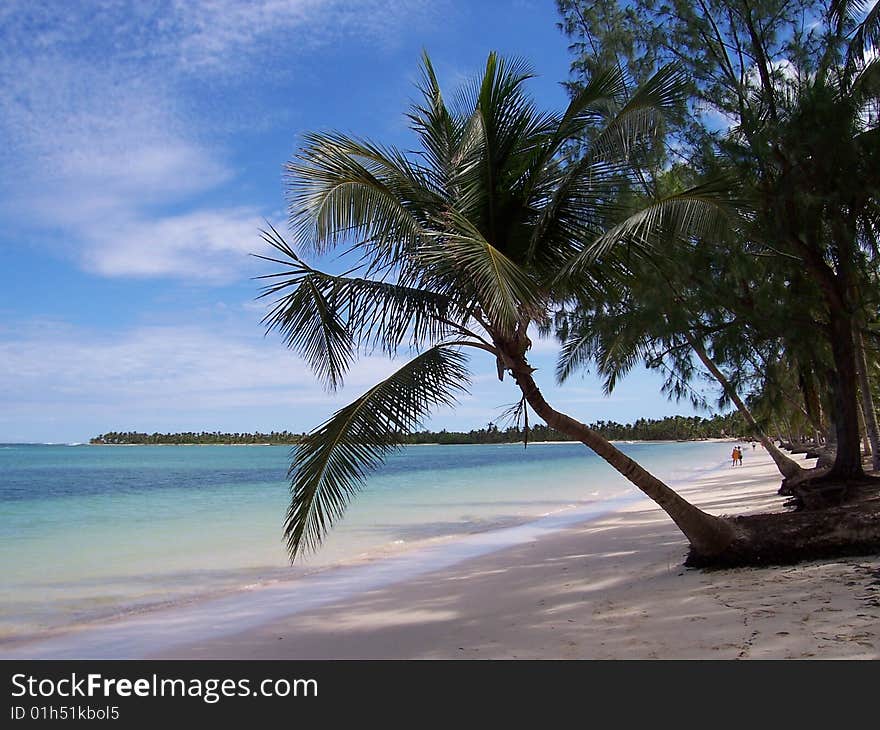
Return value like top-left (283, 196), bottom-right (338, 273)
top-left (156, 449), bottom-right (879, 660)
top-left (3, 447), bottom-right (876, 660)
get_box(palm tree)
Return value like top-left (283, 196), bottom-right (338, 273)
top-left (258, 52), bottom-right (740, 562)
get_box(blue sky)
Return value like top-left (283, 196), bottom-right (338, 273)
top-left (0, 0), bottom-right (716, 442)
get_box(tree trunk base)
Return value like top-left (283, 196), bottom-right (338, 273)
top-left (685, 491), bottom-right (880, 568)
top-left (784, 476), bottom-right (880, 509)
top-left (777, 465), bottom-right (833, 497)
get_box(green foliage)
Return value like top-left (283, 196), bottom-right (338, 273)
top-left (90, 412), bottom-right (749, 447)
top-left (407, 413), bottom-right (749, 443)
top-left (89, 431), bottom-right (302, 445)
top-left (557, 0), bottom-right (880, 470)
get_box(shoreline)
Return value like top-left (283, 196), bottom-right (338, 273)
top-left (0, 441), bottom-right (727, 646)
top-left (0, 447), bottom-right (728, 659)
top-left (157, 448), bottom-right (878, 660)
top-left (4, 447), bottom-right (869, 659)
top-left (0, 491), bottom-right (631, 649)
top-left (65, 437), bottom-right (742, 447)
top-left (0, 494), bottom-right (645, 659)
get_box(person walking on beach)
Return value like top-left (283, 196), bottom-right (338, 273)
top-left (731, 446), bottom-right (738, 467)
top-left (731, 446), bottom-right (743, 466)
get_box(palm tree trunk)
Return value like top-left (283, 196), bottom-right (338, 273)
top-left (854, 327), bottom-right (880, 471)
top-left (507, 356), bottom-right (738, 558)
top-left (684, 334), bottom-right (806, 481)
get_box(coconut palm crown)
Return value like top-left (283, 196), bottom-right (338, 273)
top-left (259, 52), bottom-right (736, 561)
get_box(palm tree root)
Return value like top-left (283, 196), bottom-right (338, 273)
top-left (686, 491), bottom-right (880, 568)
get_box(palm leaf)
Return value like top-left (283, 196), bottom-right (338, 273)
top-left (556, 316), bottom-right (600, 384)
top-left (257, 225), bottom-right (354, 390)
top-left (591, 65), bottom-right (690, 161)
top-left (550, 67), bottom-right (627, 150)
top-left (525, 155), bottom-right (632, 268)
top-left (562, 177), bottom-right (740, 277)
top-left (257, 226), bottom-right (461, 359)
top-left (452, 53), bottom-right (554, 241)
top-left (419, 211), bottom-right (540, 333)
top-left (525, 68), bottom-right (688, 271)
top-left (831, 0), bottom-right (880, 70)
top-left (285, 131), bottom-right (441, 270)
top-left (407, 52), bottom-right (465, 188)
top-left (284, 345), bottom-right (470, 559)
top-left (850, 55), bottom-right (880, 102)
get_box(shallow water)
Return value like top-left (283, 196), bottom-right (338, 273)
top-left (0, 440), bottom-right (734, 639)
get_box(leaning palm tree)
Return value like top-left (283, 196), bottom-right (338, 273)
top-left (259, 52), bottom-right (742, 563)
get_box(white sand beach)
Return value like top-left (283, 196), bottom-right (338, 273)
top-left (156, 448), bottom-right (878, 660)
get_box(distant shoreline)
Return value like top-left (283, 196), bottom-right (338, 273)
top-left (84, 437), bottom-right (740, 447)
top-left (88, 417), bottom-right (749, 447)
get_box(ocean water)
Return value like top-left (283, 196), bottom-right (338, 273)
top-left (0, 440), bottom-right (734, 640)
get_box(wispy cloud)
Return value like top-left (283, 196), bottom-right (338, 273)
top-left (167, 0), bottom-right (440, 71)
top-left (0, 1), bottom-right (440, 281)
top-left (0, 1), bottom-right (439, 77)
top-left (80, 207), bottom-right (267, 280)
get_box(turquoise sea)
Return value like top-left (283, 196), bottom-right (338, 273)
top-left (0, 440), bottom-right (734, 640)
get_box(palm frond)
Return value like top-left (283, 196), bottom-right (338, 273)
top-left (563, 177), bottom-right (740, 276)
top-left (556, 305), bottom-right (653, 393)
top-left (419, 212), bottom-right (540, 334)
top-left (525, 68), bottom-right (689, 272)
top-left (551, 67), bottom-right (627, 148)
top-left (284, 345), bottom-right (470, 559)
top-left (526, 155), bottom-right (632, 268)
top-left (285, 132), bottom-right (441, 269)
top-left (515, 69), bottom-right (627, 252)
top-left (591, 65), bottom-right (689, 161)
top-left (257, 225), bottom-right (353, 390)
top-left (556, 320), bottom-right (599, 384)
top-left (831, 0), bottom-right (880, 70)
top-left (407, 51), bottom-right (465, 189)
top-left (257, 226), bottom-right (461, 361)
top-left (851, 1), bottom-right (880, 67)
top-left (452, 53), bottom-right (555, 241)
top-left (851, 54), bottom-right (880, 102)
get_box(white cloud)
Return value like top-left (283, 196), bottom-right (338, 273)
top-left (0, 317), bottom-right (699, 442)
top-left (171, 0), bottom-right (442, 71)
top-left (0, 54), bottom-right (240, 278)
top-left (0, 1), bottom-right (441, 281)
top-left (0, 54), bottom-right (227, 195)
top-left (0, 1), bottom-right (439, 75)
top-left (80, 207), bottom-right (267, 280)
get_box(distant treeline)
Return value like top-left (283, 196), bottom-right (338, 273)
top-left (91, 413), bottom-right (748, 446)
top-left (90, 431), bottom-right (302, 445)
